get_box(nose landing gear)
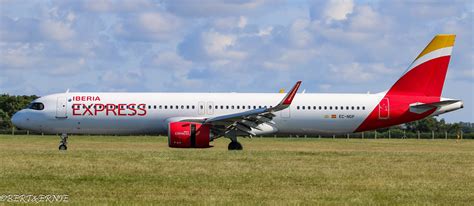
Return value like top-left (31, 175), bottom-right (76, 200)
top-left (59, 133), bottom-right (68, 150)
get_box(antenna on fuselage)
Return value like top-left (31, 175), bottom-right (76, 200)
top-left (66, 89), bottom-right (70, 93)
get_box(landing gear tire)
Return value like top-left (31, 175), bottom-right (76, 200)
top-left (228, 141), bottom-right (243, 150)
top-left (59, 133), bottom-right (68, 151)
top-left (59, 144), bottom-right (67, 150)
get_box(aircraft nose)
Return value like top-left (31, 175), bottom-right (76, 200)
top-left (11, 111), bottom-right (24, 129)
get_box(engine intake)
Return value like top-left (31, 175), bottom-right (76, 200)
top-left (168, 122), bottom-right (211, 148)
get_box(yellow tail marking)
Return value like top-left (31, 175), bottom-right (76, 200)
top-left (416, 34), bottom-right (456, 60)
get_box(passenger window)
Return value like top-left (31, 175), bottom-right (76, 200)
top-left (186, 105), bottom-right (189, 109)
top-left (192, 105), bottom-right (195, 109)
top-left (346, 106), bottom-right (349, 110)
top-left (148, 105), bottom-right (151, 109)
top-left (302, 106), bottom-right (305, 110)
top-left (324, 106), bottom-right (327, 110)
top-left (313, 106), bottom-right (316, 110)
top-left (297, 106), bottom-right (300, 110)
top-left (335, 106), bottom-right (338, 110)
top-left (329, 106), bottom-right (332, 110)
top-left (362, 106), bottom-right (365, 110)
top-left (231, 105), bottom-right (234, 109)
top-left (351, 106), bottom-right (354, 110)
top-left (159, 105), bottom-right (162, 109)
top-left (226, 106), bottom-right (229, 109)
top-left (220, 105), bottom-right (224, 109)
top-left (164, 105), bottom-right (167, 109)
top-left (170, 105), bottom-right (173, 109)
top-left (215, 105), bottom-right (218, 109)
top-left (209, 105), bottom-right (212, 109)
top-left (237, 106), bottom-right (240, 109)
top-left (200, 105), bottom-right (203, 109)
top-left (357, 106), bottom-right (360, 110)
top-left (319, 106), bottom-right (322, 110)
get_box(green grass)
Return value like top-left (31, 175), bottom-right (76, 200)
top-left (0, 135), bottom-right (473, 205)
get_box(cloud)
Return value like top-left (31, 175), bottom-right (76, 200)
top-left (323, 0), bottom-right (354, 21)
top-left (113, 11), bottom-right (182, 41)
top-left (81, 0), bottom-right (154, 13)
top-left (39, 19), bottom-right (75, 41)
top-left (0, 0), bottom-right (472, 122)
top-left (163, 0), bottom-right (268, 17)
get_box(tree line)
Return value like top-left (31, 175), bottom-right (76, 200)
top-left (0, 94), bottom-right (39, 129)
top-left (0, 94), bottom-right (472, 134)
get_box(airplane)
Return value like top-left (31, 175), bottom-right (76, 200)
top-left (11, 34), bottom-right (463, 150)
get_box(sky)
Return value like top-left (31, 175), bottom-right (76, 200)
top-left (0, 0), bottom-right (472, 122)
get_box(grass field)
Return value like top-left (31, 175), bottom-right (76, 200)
top-left (0, 135), bottom-right (473, 205)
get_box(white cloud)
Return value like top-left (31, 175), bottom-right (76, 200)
top-left (328, 62), bottom-right (396, 83)
top-left (151, 51), bottom-right (192, 75)
top-left (263, 49), bottom-right (319, 71)
top-left (139, 12), bottom-right (180, 34)
top-left (84, 0), bottom-right (154, 12)
top-left (202, 31), bottom-right (247, 60)
top-left (40, 20), bottom-right (75, 41)
top-left (113, 11), bottom-right (183, 41)
top-left (1, 0), bottom-right (472, 121)
top-left (323, 0), bottom-right (354, 22)
top-left (49, 58), bottom-right (86, 76)
top-left (164, 0), bottom-right (267, 17)
top-left (238, 16), bottom-right (248, 29)
top-left (213, 16), bottom-right (247, 30)
top-left (350, 6), bottom-right (383, 31)
top-left (289, 19), bottom-right (312, 48)
top-left (257, 26), bottom-right (273, 36)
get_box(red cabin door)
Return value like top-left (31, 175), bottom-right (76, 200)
top-left (378, 98), bottom-right (390, 119)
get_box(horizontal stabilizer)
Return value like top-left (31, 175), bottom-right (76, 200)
top-left (409, 100), bottom-right (461, 114)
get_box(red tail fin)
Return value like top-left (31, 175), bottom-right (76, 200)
top-left (355, 35), bottom-right (456, 132)
top-left (388, 34), bottom-right (455, 97)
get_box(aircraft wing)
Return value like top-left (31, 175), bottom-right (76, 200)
top-left (173, 81), bottom-right (301, 136)
top-left (204, 81), bottom-right (301, 136)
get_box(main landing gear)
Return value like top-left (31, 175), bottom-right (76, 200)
top-left (228, 141), bottom-right (243, 150)
top-left (227, 133), bottom-right (243, 150)
top-left (59, 133), bottom-right (68, 150)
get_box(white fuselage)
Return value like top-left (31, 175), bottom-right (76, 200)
top-left (12, 92), bottom-right (384, 135)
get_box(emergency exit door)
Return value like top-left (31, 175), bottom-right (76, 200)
top-left (56, 97), bottom-right (68, 118)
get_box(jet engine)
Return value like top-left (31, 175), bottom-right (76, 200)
top-left (168, 122), bottom-right (211, 148)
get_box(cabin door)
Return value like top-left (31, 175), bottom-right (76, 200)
top-left (56, 96), bottom-right (68, 118)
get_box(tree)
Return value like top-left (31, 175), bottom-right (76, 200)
top-left (0, 94), bottom-right (39, 129)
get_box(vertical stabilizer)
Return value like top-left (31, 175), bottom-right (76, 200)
top-left (387, 34), bottom-right (455, 97)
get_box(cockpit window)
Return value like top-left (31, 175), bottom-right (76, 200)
top-left (28, 102), bottom-right (44, 110)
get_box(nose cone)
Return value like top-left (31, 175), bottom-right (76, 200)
top-left (11, 111), bottom-right (24, 129)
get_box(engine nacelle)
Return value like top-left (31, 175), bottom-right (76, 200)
top-left (168, 122), bottom-right (211, 148)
